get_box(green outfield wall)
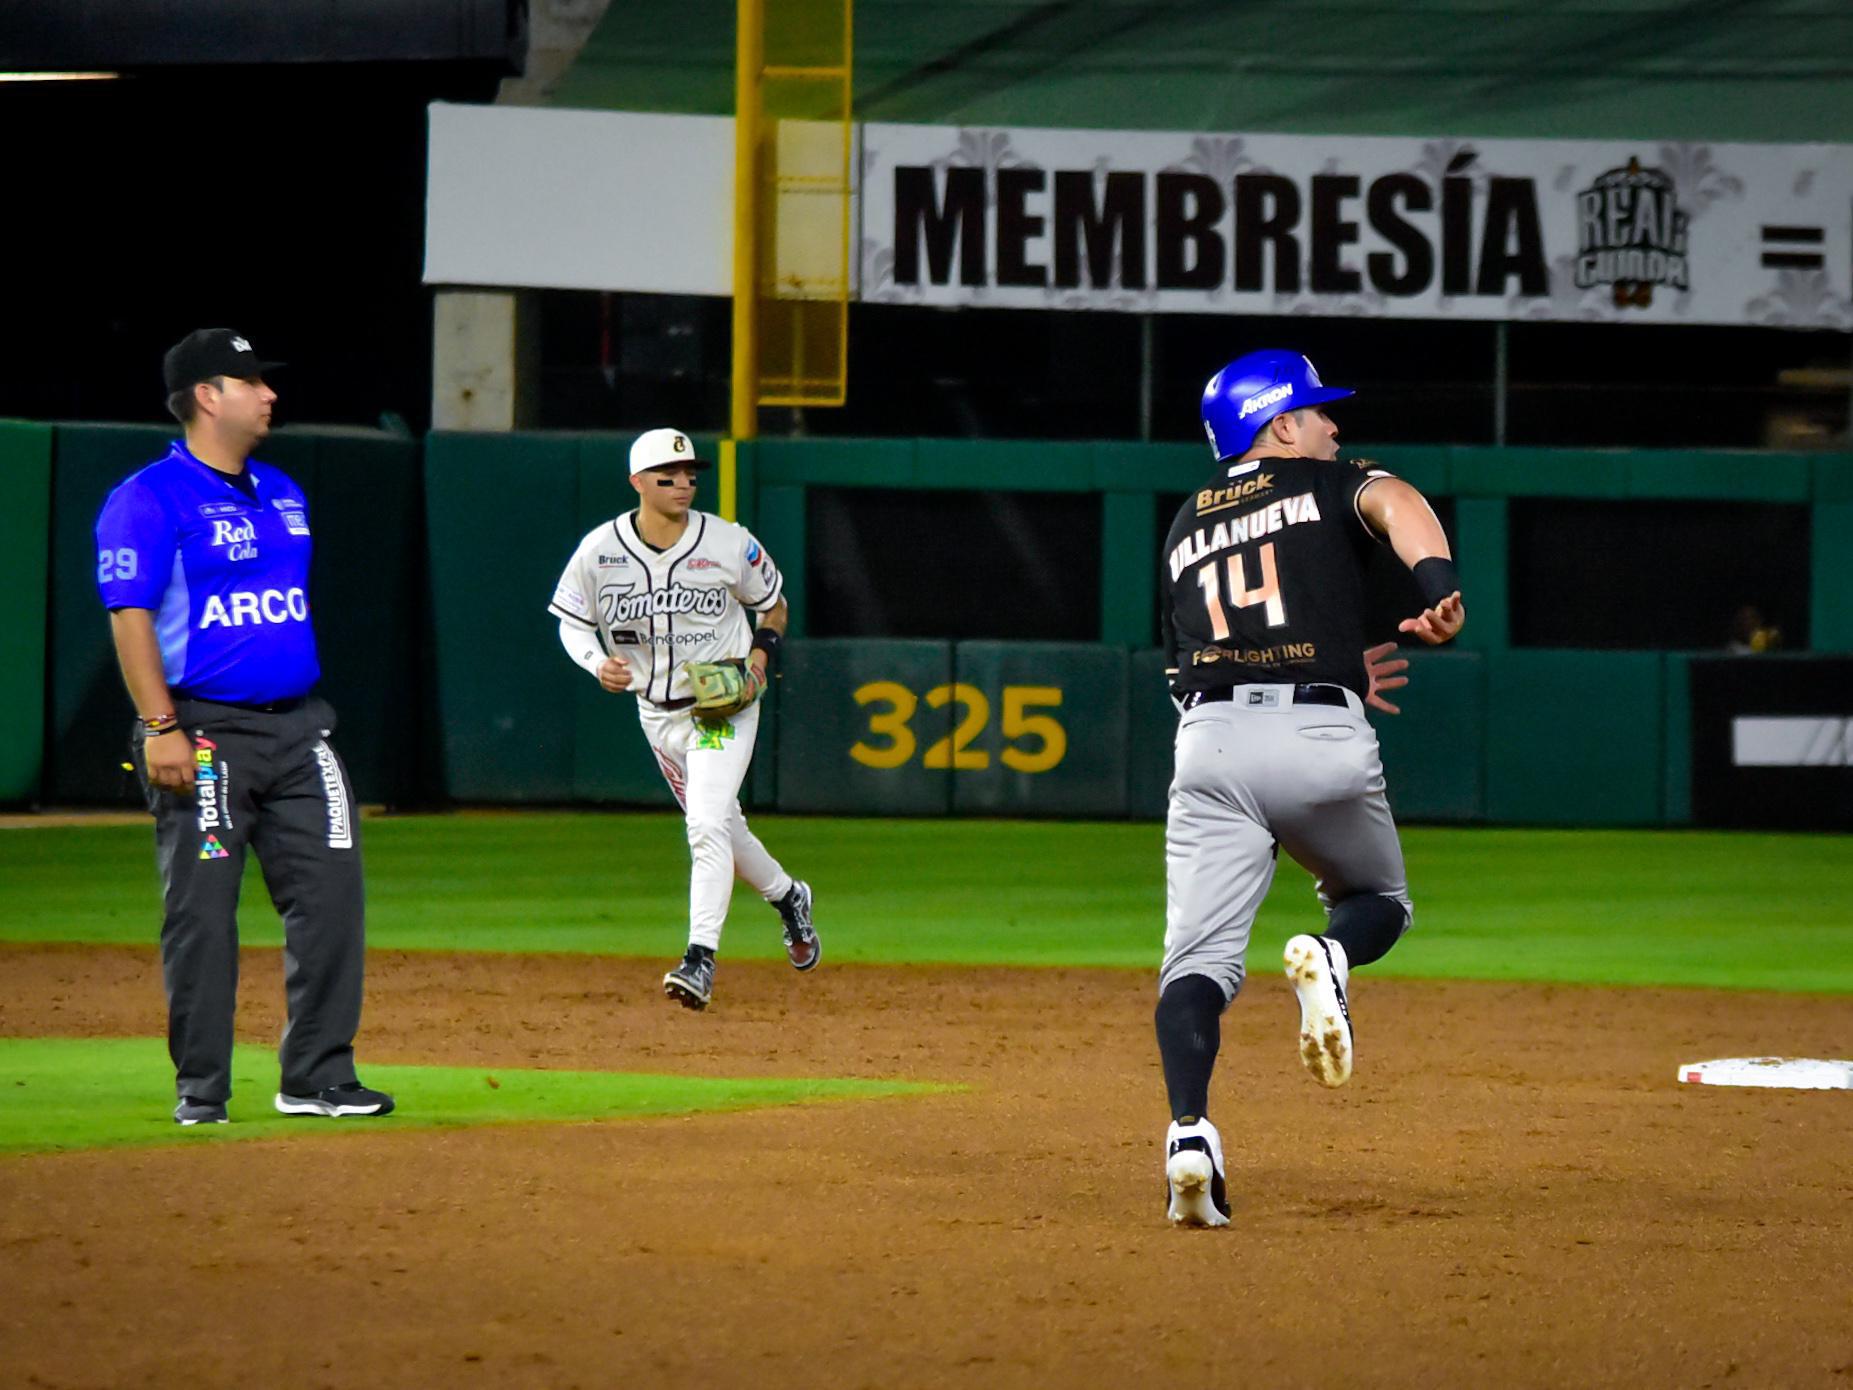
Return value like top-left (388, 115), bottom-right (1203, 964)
top-left (12, 423), bottom-right (1851, 825)
top-left (0, 422), bottom-right (53, 803)
top-left (387, 431), bottom-right (1853, 826)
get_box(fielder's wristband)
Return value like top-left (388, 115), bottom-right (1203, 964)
top-left (1412, 557), bottom-right (1462, 609)
top-left (751, 626), bottom-right (783, 667)
top-left (141, 713), bottom-right (180, 737)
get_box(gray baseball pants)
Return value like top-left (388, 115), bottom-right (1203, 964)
top-left (134, 696), bottom-right (366, 1103)
top-left (1160, 685), bottom-right (1412, 1003)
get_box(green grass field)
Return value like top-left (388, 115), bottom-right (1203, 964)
top-left (0, 1038), bottom-right (942, 1155)
top-left (3, 812), bottom-right (1851, 992)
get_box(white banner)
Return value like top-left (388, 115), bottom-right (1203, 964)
top-left (859, 123), bottom-right (1853, 329)
top-left (1732, 716), bottom-right (1850, 767)
top-left (424, 104), bottom-right (733, 296)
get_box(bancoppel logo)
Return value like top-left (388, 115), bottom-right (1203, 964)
top-left (1239, 384), bottom-right (1293, 419)
top-left (312, 740), bottom-right (353, 850)
top-left (1574, 157), bottom-right (1690, 307)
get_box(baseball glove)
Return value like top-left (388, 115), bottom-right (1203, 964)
top-left (685, 658), bottom-right (765, 719)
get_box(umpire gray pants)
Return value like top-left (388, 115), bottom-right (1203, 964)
top-left (135, 696), bottom-right (366, 1103)
top-left (1160, 685), bottom-right (1412, 1003)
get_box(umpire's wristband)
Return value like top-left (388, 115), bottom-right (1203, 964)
top-left (751, 626), bottom-right (783, 667)
top-left (1413, 557), bottom-right (1462, 609)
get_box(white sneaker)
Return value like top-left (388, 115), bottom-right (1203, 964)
top-left (1284, 934), bottom-right (1353, 1088)
top-left (1164, 1117), bottom-right (1231, 1228)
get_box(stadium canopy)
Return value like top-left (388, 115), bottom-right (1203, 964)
top-left (549, 0), bottom-right (1853, 144)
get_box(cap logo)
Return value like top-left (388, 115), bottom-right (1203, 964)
top-left (672, 435), bottom-right (687, 453)
top-left (230, 336), bottom-right (251, 353)
top-left (1239, 383), bottom-right (1293, 419)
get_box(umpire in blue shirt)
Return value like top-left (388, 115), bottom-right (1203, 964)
top-left (96, 328), bottom-right (394, 1125)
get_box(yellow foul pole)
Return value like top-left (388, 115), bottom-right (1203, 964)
top-left (724, 0), bottom-right (765, 519)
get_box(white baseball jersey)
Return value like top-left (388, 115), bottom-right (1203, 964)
top-left (548, 509), bottom-right (784, 705)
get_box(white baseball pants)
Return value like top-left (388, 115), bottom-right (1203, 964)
top-left (637, 699), bottom-right (793, 950)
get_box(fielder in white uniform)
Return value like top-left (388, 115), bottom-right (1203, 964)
top-left (548, 427), bottom-right (818, 1010)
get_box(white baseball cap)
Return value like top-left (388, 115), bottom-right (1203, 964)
top-left (628, 427), bottom-right (711, 476)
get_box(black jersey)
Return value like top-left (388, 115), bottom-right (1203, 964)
top-left (1160, 455), bottom-right (1394, 698)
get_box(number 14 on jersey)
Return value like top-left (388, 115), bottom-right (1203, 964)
top-left (1197, 542), bottom-right (1287, 637)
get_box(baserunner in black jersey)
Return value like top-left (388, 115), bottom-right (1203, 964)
top-left (1154, 349), bottom-right (1464, 1229)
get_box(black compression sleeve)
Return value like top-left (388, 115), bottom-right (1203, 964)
top-left (1412, 556), bottom-right (1462, 608)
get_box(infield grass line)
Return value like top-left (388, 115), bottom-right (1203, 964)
top-left (0, 1037), bottom-right (950, 1157)
top-left (2, 814), bottom-right (1849, 992)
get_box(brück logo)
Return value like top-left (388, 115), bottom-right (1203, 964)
top-left (1239, 384), bottom-right (1293, 419)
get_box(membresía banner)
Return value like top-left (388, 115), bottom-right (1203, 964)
top-left (859, 123), bottom-right (1852, 329)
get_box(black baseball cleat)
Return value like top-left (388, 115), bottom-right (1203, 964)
top-left (174, 1096), bottom-right (228, 1125)
top-left (274, 1081), bottom-right (396, 1117)
top-left (776, 880), bottom-right (820, 971)
top-left (663, 946), bottom-right (716, 1009)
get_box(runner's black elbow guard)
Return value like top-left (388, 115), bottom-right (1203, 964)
top-left (1412, 557), bottom-right (1462, 609)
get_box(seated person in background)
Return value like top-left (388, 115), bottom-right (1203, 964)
top-left (1726, 604), bottom-right (1782, 654)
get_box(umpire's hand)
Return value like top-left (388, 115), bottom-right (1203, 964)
top-left (597, 657), bottom-right (634, 694)
top-left (144, 729), bottom-right (197, 793)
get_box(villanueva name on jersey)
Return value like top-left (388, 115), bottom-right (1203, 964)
top-left (1168, 493), bottom-right (1323, 581)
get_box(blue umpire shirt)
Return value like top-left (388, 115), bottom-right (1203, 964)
top-left (95, 441), bottom-right (320, 705)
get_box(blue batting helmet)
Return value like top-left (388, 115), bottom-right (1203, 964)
top-left (1201, 350), bottom-right (1355, 460)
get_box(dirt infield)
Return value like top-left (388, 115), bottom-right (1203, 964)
top-left (2, 943), bottom-right (1849, 1389)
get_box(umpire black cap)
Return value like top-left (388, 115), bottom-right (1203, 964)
top-left (163, 329), bottom-right (285, 393)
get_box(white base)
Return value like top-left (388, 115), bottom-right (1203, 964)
top-left (1677, 1057), bottom-right (1853, 1090)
